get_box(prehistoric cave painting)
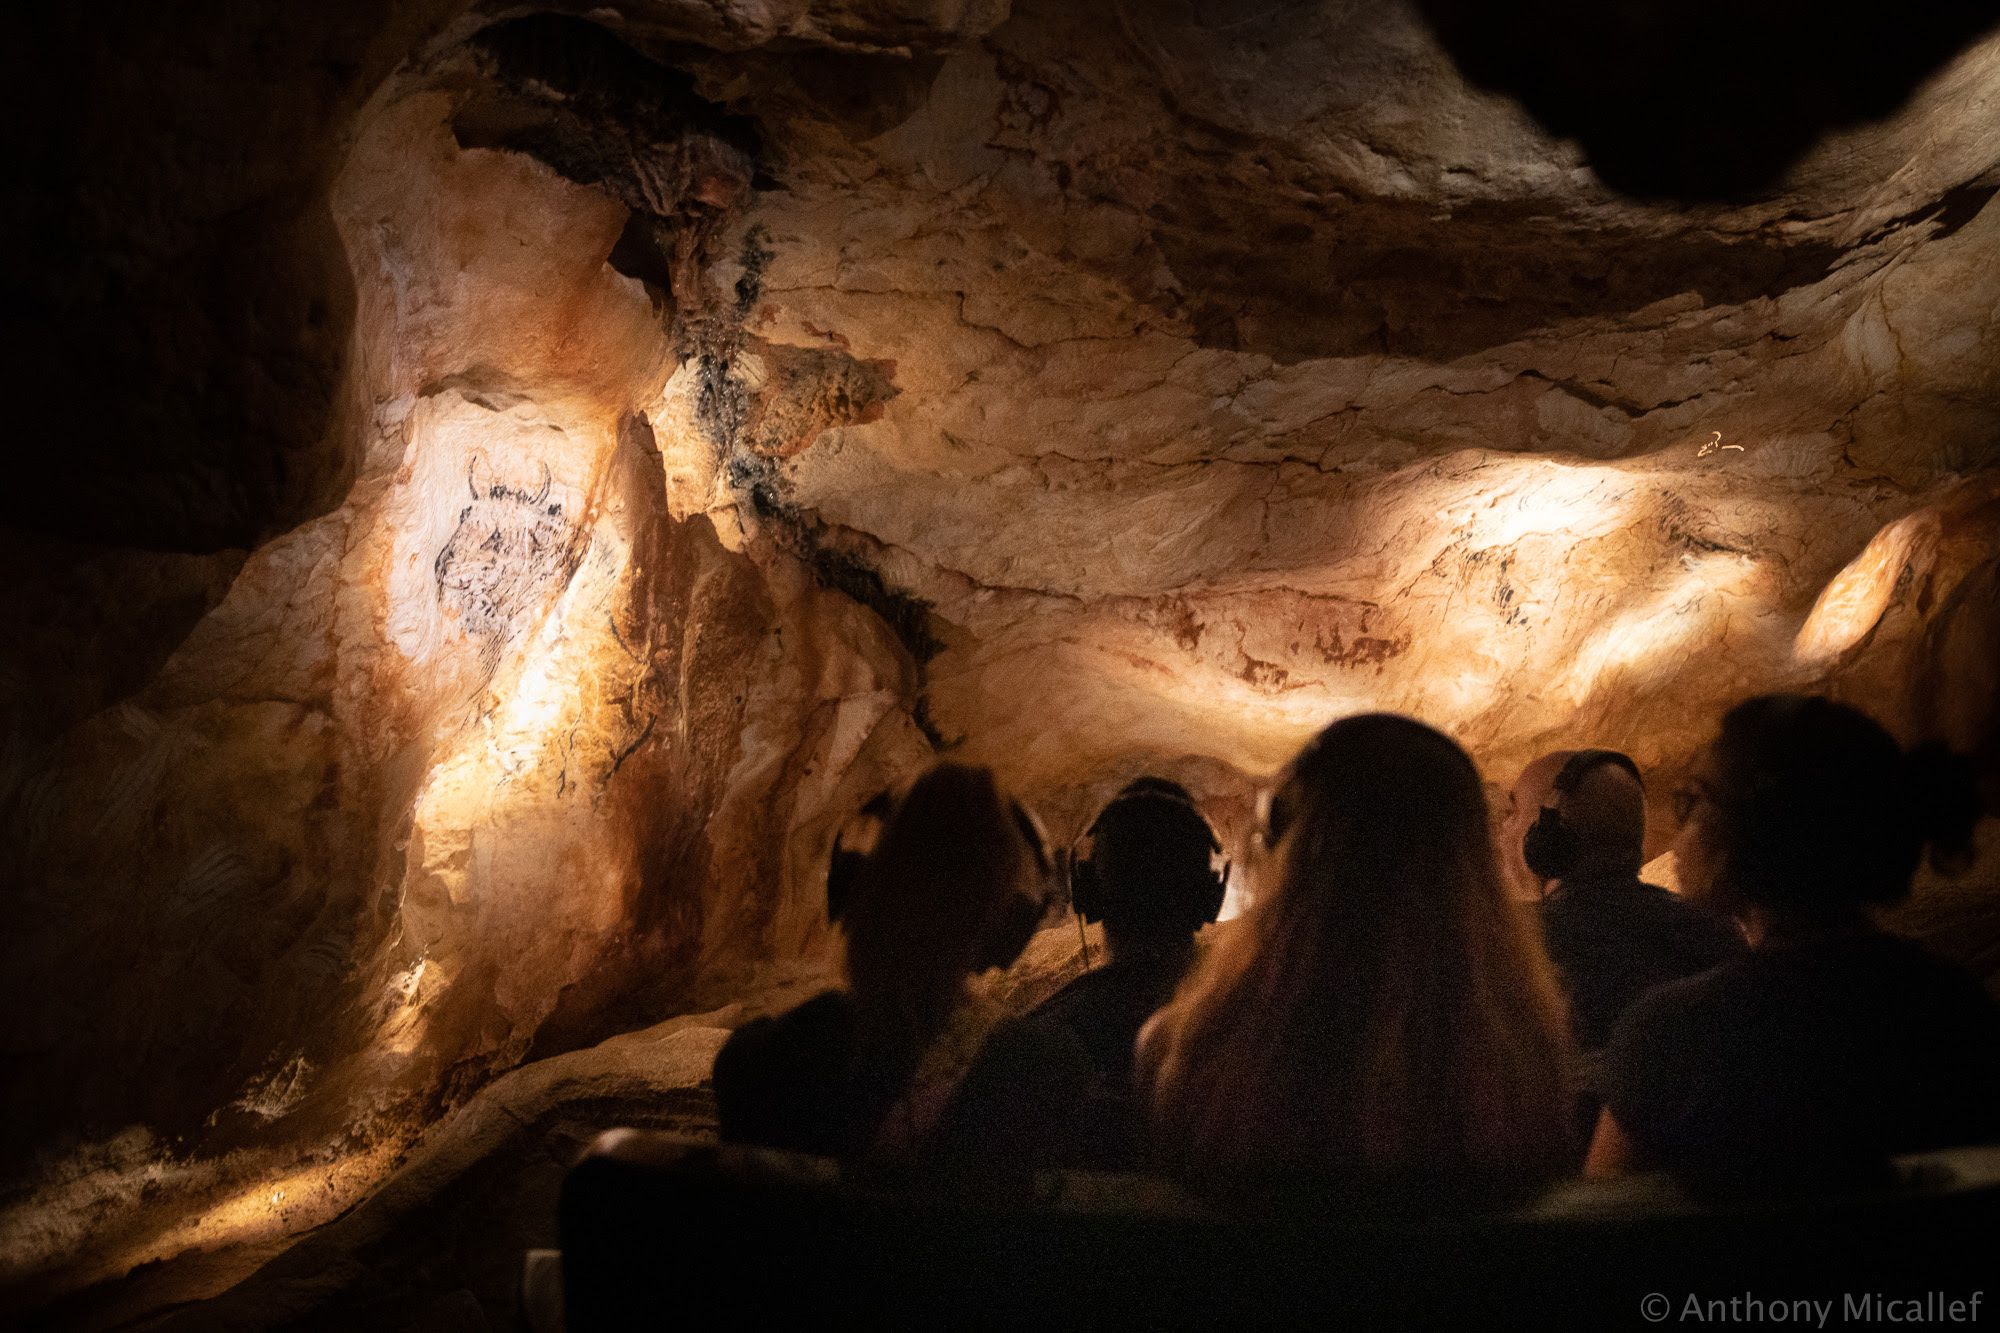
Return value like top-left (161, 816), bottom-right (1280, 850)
top-left (738, 343), bottom-right (899, 459)
top-left (680, 226), bottom-right (899, 462)
top-left (1654, 494), bottom-right (1752, 559)
top-left (433, 457), bottom-right (580, 651)
top-left (686, 223), bottom-right (771, 451)
top-left (1467, 547), bottom-right (1531, 629)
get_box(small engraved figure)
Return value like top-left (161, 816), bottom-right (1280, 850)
top-left (434, 455), bottom-right (578, 651)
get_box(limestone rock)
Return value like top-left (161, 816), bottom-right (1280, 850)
top-left (4, 2), bottom-right (1998, 1317)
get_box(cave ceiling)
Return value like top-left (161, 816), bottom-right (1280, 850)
top-left (520, 0), bottom-right (2000, 786)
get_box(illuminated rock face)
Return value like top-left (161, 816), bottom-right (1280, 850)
top-left (1, 75), bottom-right (934, 1282)
top-left (734, 5), bottom-right (2000, 834)
top-left (3, 0), bottom-right (1998, 1300)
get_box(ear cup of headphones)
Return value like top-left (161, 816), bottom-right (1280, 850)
top-left (1076, 781), bottom-right (1227, 929)
top-left (827, 789), bottom-right (895, 924)
top-left (968, 798), bottom-right (1052, 972)
top-left (1521, 748), bottom-right (1643, 882)
top-left (1522, 806), bottom-right (1578, 881)
top-left (980, 889), bottom-right (1042, 972)
top-left (1069, 854), bottom-right (1104, 923)
top-left (827, 848), bottom-right (866, 924)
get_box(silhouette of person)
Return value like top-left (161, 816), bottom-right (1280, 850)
top-left (712, 763), bottom-right (1049, 1159)
top-left (1506, 748), bottom-right (1743, 1055)
top-left (1588, 695), bottom-right (2000, 1190)
top-left (1138, 714), bottom-right (1576, 1207)
top-left (928, 778), bottom-right (1226, 1175)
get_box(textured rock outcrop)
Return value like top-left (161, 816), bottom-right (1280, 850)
top-left (3, 0), bottom-right (1997, 1315)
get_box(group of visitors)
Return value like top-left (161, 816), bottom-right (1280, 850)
top-left (711, 694), bottom-right (2000, 1205)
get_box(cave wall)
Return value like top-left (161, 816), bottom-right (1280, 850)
top-left (0, 39), bottom-right (937, 1293)
top-left (730, 1), bottom-right (2000, 772)
top-left (3, 0), bottom-right (1999, 1302)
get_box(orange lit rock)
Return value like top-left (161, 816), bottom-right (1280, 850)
top-left (5, 4), bottom-right (1999, 1317)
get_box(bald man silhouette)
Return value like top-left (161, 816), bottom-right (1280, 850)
top-left (1507, 750), bottom-right (1744, 1053)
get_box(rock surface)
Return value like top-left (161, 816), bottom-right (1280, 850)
top-left (3, 0), bottom-right (1998, 1319)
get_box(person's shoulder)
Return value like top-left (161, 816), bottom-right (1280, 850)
top-left (1601, 957), bottom-right (1743, 1123)
top-left (943, 1010), bottom-right (1095, 1131)
top-left (716, 991), bottom-right (854, 1080)
top-left (714, 990), bottom-right (860, 1151)
top-left (976, 1010), bottom-right (1088, 1073)
top-left (1632, 877), bottom-right (1712, 917)
top-left (1862, 930), bottom-right (1981, 974)
top-left (1857, 935), bottom-right (2000, 1011)
top-left (758, 987), bottom-right (854, 1032)
top-left (1536, 888), bottom-right (1580, 934)
top-left (1025, 968), bottom-right (1096, 1019)
top-left (1637, 880), bottom-right (1745, 944)
top-left (1610, 955), bottom-right (1741, 1049)
top-left (1543, 875), bottom-right (1659, 928)
top-left (786, 988), bottom-right (859, 1028)
top-left (1017, 966), bottom-right (1131, 1044)
top-left (1632, 878), bottom-right (1687, 908)
top-left (718, 990), bottom-right (853, 1072)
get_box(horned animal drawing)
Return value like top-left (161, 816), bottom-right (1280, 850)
top-left (434, 456), bottom-right (579, 648)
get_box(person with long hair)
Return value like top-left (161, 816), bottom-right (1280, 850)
top-left (713, 763), bottom-right (1049, 1159)
top-left (1136, 713), bottom-right (1576, 1206)
top-left (1588, 695), bottom-right (2000, 1188)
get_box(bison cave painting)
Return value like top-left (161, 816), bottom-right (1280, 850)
top-left (434, 457), bottom-right (581, 655)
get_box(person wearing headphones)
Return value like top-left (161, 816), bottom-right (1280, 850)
top-left (1588, 696), bottom-right (1999, 1189)
top-left (927, 777), bottom-right (1227, 1176)
top-left (712, 763), bottom-right (1051, 1160)
top-left (1505, 747), bottom-right (1744, 1058)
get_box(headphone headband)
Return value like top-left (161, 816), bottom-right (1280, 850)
top-left (1084, 777), bottom-right (1223, 854)
top-left (1072, 777), bottom-right (1227, 930)
top-left (1523, 748), bottom-right (1644, 884)
top-left (1551, 748), bottom-right (1643, 799)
